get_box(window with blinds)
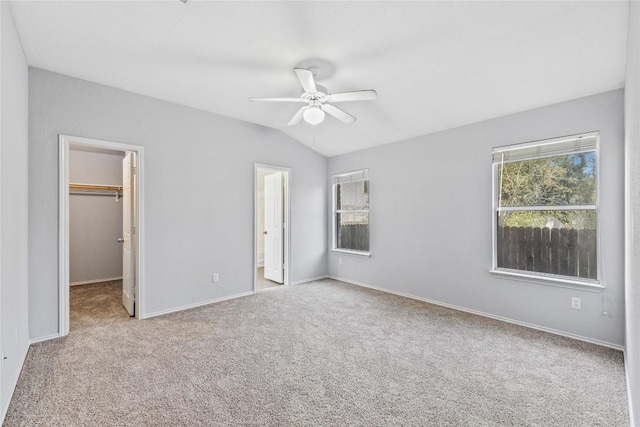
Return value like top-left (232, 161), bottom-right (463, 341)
top-left (333, 169), bottom-right (370, 254)
top-left (492, 132), bottom-right (599, 283)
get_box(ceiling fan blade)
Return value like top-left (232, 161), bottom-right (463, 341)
top-left (249, 97), bottom-right (301, 102)
top-left (287, 106), bottom-right (308, 126)
top-left (321, 104), bottom-right (356, 124)
top-left (294, 68), bottom-right (317, 93)
top-left (327, 90), bottom-right (378, 102)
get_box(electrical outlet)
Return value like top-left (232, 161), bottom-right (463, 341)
top-left (212, 273), bottom-right (219, 283)
top-left (571, 297), bottom-right (581, 310)
top-left (338, 258), bottom-right (343, 265)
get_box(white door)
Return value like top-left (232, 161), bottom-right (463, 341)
top-left (264, 172), bottom-right (284, 283)
top-left (122, 152), bottom-right (135, 316)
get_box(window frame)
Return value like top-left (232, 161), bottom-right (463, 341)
top-left (490, 132), bottom-right (603, 290)
top-left (332, 169), bottom-right (371, 257)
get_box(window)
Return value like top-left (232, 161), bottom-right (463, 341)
top-left (492, 132), bottom-right (599, 284)
top-left (333, 169), bottom-right (370, 254)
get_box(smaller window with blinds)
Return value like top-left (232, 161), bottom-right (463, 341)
top-left (492, 132), bottom-right (599, 284)
top-left (333, 169), bottom-right (370, 255)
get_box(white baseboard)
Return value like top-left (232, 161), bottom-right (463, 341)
top-left (330, 276), bottom-right (624, 351)
top-left (70, 276), bottom-right (122, 286)
top-left (290, 275), bottom-right (329, 286)
top-left (29, 333), bottom-right (61, 344)
top-left (144, 291), bottom-right (254, 319)
top-left (2, 342), bottom-right (30, 423)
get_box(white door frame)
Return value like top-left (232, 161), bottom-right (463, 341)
top-left (58, 134), bottom-right (146, 336)
top-left (254, 164), bottom-right (290, 291)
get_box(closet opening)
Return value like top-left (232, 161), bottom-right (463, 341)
top-left (254, 164), bottom-right (291, 291)
top-left (59, 135), bottom-right (145, 337)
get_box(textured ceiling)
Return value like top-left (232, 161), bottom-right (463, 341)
top-left (10, 1), bottom-right (629, 157)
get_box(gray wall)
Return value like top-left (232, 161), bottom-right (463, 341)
top-left (328, 89), bottom-right (625, 348)
top-left (625, 0), bottom-right (640, 424)
top-left (69, 150), bottom-right (124, 283)
top-left (29, 68), bottom-right (327, 340)
top-left (0, 1), bottom-right (30, 417)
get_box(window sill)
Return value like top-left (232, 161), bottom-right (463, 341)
top-left (490, 269), bottom-right (604, 292)
top-left (331, 249), bottom-right (371, 258)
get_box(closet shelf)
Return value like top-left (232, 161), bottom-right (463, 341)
top-left (69, 183), bottom-right (122, 192)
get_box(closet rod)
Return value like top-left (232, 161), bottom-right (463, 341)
top-left (69, 183), bottom-right (122, 191)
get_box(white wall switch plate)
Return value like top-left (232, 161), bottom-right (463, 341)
top-left (571, 297), bottom-right (581, 310)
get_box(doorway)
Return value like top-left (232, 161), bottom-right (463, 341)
top-left (68, 146), bottom-right (127, 327)
top-left (254, 164), bottom-right (290, 291)
top-left (59, 135), bottom-right (145, 336)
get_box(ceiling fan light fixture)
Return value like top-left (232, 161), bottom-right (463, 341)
top-left (303, 106), bottom-right (325, 125)
top-left (249, 67), bottom-right (376, 126)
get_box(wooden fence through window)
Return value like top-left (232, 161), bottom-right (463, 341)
top-left (497, 226), bottom-right (597, 279)
top-left (338, 224), bottom-right (369, 252)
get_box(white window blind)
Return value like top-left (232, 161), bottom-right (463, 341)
top-left (492, 132), bottom-right (598, 163)
top-left (333, 169), bottom-right (369, 184)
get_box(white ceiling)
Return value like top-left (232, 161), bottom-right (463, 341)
top-left (10, 1), bottom-right (629, 157)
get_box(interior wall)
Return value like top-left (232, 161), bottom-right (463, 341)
top-left (69, 149), bottom-right (124, 284)
top-left (328, 89), bottom-right (625, 348)
top-left (28, 68), bottom-right (327, 340)
top-left (625, 0), bottom-right (640, 424)
top-left (0, 1), bottom-right (30, 419)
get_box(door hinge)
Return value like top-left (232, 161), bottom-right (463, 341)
top-left (132, 166), bottom-right (137, 175)
top-left (133, 226), bottom-right (136, 234)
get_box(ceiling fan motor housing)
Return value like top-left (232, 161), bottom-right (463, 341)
top-left (302, 85), bottom-right (328, 102)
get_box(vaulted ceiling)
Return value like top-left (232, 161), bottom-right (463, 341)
top-left (10, 1), bottom-right (629, 157)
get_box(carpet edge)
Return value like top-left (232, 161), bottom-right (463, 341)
top-left (330, 275), bottom-right (624, 351)
top-left (1, 340), bottom-right (29, 423)
top-left (143, 291), bottom-right (255, 319)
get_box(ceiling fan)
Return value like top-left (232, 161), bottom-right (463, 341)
top-left (249, 68), bottom-right (377, 126)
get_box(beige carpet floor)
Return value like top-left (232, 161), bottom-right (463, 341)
top-left (4, 279), bottom-right (629, 426)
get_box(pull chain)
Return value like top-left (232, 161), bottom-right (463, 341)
top-left (312, 127), bottom-right (316, 151)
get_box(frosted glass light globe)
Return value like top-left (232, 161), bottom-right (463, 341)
top-left (303, 106), bottom-right (325, 125)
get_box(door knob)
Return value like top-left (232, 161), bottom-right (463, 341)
top-left (117, 238), bottom-right (124, 243)
top-left (263, 231), bottom-right (268, 235)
